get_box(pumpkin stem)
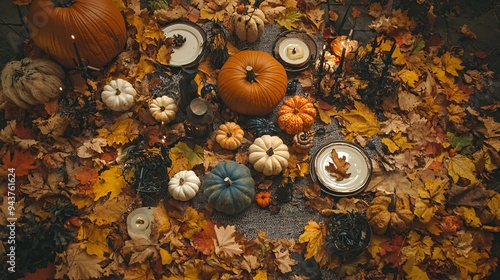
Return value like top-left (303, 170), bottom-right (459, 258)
top-left (226, 132), bottom-right (232, 137)
top-left (179, 178), bottom-right (185, 185)
top-left (223, 177), bottom-right (232, 186)
top-left (245, 66), bottom-right (258, 83)
top-left (293, 108), bottom-right (300, 114)
top-left (266, 147), bottom-right (274, 156)
top-left (388, 194), bottom-right (396, 212)
top-left (52, 0), bottom-right (74, 7)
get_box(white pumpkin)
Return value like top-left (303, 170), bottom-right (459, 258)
top-left (248, 135), bottom-right (290, 176)
top-left (168, 170), bottom-right (201, 201)
top-left (231, 6), bottom-right (266, 43)
top-left (101, 79), bottom-right (137, 111)
top-left (149, 96), bottom-right (178, 123)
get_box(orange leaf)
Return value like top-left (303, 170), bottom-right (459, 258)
top-left (351, 7), bottom-right (361, 18)
top-left (19, 262), bottom-right (55, 279)
top-left (75, 167), bottom-right (99, 185)
top-left (1, 150), bottom-right (37, 177)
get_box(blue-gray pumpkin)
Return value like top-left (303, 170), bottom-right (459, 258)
top-left (202, 161), bottom-right (255, 215)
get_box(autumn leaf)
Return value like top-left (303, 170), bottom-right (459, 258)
top-left (181, 207), bottom-right (206, 239)
top-left (447, 132), bottom-right (473, 153)
top-left (314, 100), bottom-right (338, 124)
top-left (106, 119), bottom-right (140, 147)
top-left (55, 243), bottom-right (104, 280)
top-left (337, 101), bottom-right (380, 138)
top-left (273, 244), bottom-right (298, 273)
top-left (379, 234), bottom-right (405, 268)
top-left (19, 263), bottom-right (55, 280)
top-left (168, 141), bottom-right (204, 177)
top-left (276, 10), bottom-right (302, 30)
top-left (213, 225), bottom-right (244, 259)
top-left (398, 69), bottom-right (419, 87)
top-left (325, 148), bottom-right (351, 180)
top-left (414, 178), bottom-right (447, 222)
top-left (453, 206), bottom-right (482, 227)
top-left (453, 250), bottom-right (481, 279)
top-left (77, 223), bottom-right (112, 259)
top-left (192, 220), bottom-right (217, 256)
top-left (445, 154), bottom-right (478, 184)
top-left (92, 166), bottom-right (127, 201)
top-left (159, 248), bottom-right (173, 265)
top-left (442, 52), bottom-right (464, 77)
top-left (401, 231), bottom-right (433, 263)
top-left (298, 220), bottom-right (325, 262)
top-left (0, 149), bottom-right (37, 177)
top-left (75, 167), bottom-right (99, 186)
top-left (89, 194), bottom-right (134, 226)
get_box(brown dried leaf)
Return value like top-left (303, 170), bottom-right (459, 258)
top-left (325, 149), bottom-right (351, 180)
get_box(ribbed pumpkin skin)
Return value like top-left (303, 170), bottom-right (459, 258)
top-left (27, 0), bottom-right (127, 68)
top-left (202, 161), bottom-right (255, 215)
top-left (277, 95), bottom-right (317, 135)
top-left (217, 50), bottom-right (287, 116)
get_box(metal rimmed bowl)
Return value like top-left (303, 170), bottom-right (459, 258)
top-left (310, 141), bottom-right (372, 197)
top-left (162, 20), bottom-right (206, 68)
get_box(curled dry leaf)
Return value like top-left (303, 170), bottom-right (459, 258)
top-left (325, 148), bottom-right (351, 180)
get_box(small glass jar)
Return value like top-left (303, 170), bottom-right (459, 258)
top-left (184, 98), bottom-right (214, 141)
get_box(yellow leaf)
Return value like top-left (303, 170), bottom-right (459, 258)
top-left (393, 131), bottom-right (413, 151)
top-left (445, 154), bottom-right (478, 184)
top-left (403, 258), bottom-right (430, 280)
top-left (199, 6), bottom-right (225, 22)
top-left (135, 56), bottom-right (156, 81)
top-left (379, 39), bottom-right (405, 65)
top-left (169, 142), bottom-right (204, 170)
top-left (157, 45), bottom-right (172, 66)
top-left (487, 193), bottom-right (500, 221)
top-left (107, 119), bottom-right (140, 147)
top-left (431, 64), bottom-right (455, 86)
top-left (253, 270), bottom-right (268, 280)
top-left (182, 207), bottom-right (206, 239)
top-left (78, 224), bottom-right (111, 259)
top-left (152, 203), bottom-right (171, 235)
top-left (401, 231), bottom-right (433, 263)
top-left (453, 206), bottom-right (482, 227)
top-left (111, 0), bottom-right (126, 10)
top-left (382, 137), bottom-right (399, 153)
top-left (159, 248), bottom-right (173, 265)
top-left (89, 195), bottom-right (133, 226)
top-left (93, 166), bottom-right (127, 201)
top-left (420, 178), bottom-right (447, 204)
top-left (447, 104), bottom-right (466, 124)
top-left (442, 52), bottom-right (464, 77)
top-left (70, 194), bottom-right (93, 209)
top-left (398, 69), bottom-right (419, 87)
top-left (414, 199), bottom-right (436, 222)
top-left (432, 246), bottom-right (446, 261)
top-left (314, 101), bottom-right (338, 124)
top-left (337, 101), bottom-right (380, 137)
top-left (298, 221), bottom-right (325, 261)
top-left (453, 251), bottom-right (481, 279)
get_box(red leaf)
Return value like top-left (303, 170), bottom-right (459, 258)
top-left (380, 235), bottom-right (405, 268)
top-left (192, 220), bottom-right (217, 255)
top-left (14, 126), bottom-right (35, 139)
top-left (75, 167), bottom-right (98, 185)
top-left (318, 99), bottom-right (334, 110)
top-left (351, 7), bottom-right (362, 18)
top-left (19, 263), bottom-right (55, 280)
top-left (474, 51), bottom-right (488, 59)
top-left (1, 150), bottom-right (37, 177)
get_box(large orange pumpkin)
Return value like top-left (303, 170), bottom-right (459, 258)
top-left (217, 50), bottom-right (287, 116)
top-left (27, 0), bottom-right (127, 69)
top-left (277, 95), bottom-right (317, 135)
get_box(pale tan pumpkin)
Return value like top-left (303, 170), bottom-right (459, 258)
top-left (101, 79), bottom-right (137, 111)
top-left (215, 122), bottom-right (244, 150)
top-left (231, 5), bottom-right (266, 43)
top-left (249, 135), bottom-right (289, 176)
top-left (0, 57), bottom-right (64, 108)
top-left (149, 96), bottom-right (178, 123)
top-left (366, 192), bottom-right (414, 234)
top-left (277, 95), bottom-right (317, 135)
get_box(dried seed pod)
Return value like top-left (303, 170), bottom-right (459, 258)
top-left (292, 130), bottom-right (316, 154)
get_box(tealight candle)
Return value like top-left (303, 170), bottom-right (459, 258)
top-left (286, 45), bottom-right (305, 60)
top-left (127, 207), bottom-right (154, 239)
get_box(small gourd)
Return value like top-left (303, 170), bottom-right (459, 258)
top-left (202, 161), bottom-right (255, 215)
top-left (249, 135), bottom-right (289, 176)
top-left (101, 79), bottom-right (137, 111)
top-left (168, 170), bottom-right (201, 201)
top-left (149, 96), bottom-right (178, 124)
top-left (215, 122), bottom-right (244, 150)
top-left (292, 130), bottom-right (316, 154)
top-left (366, 192), bottom-right (414, 234)
top-left (255, 191), bottom-right (272, 208)
top-left (0, 57), bottom-right (64, 108)
top-left (246, 117), bottom-right (280, 137)
top-left (278, 95), bottom-right (317, 135)
top-left (231, 5), bottom-right (266, 43)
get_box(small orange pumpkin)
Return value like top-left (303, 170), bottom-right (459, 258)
top-left (255, 191), bottom-right (272, 208)
top-left (277, 95), bottom-right (317, 135)
top-left (215, 122), bottom-right (245, 150)
top-left (217, 50), bottom-right (288, 116)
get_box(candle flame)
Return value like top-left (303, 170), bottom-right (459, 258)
top-left (71, 35), bottom-right (75, 40)
top-left (59, 87), bottom-right (63, 91)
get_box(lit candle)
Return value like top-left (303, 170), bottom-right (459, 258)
top-left (127, 207), bottom-right (154, 239)
top-left (71, 35), bottom-right (84, 68)
top-left (319, 43), bottom-right (327, 74)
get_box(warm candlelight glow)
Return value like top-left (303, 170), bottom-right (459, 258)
top-left (71, 35), bottom-right (75, 40)
top-left (71, 34), bottom-right (84, 68)
top-left (331, 36), bottom-right (358, 57)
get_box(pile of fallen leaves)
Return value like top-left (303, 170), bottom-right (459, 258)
top-left (1, 0), bottom-right (499, 279)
